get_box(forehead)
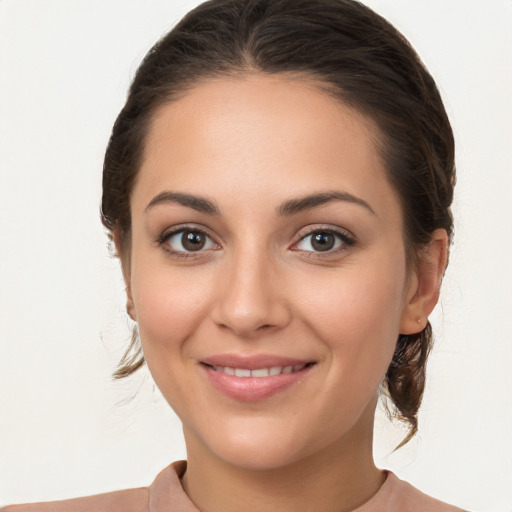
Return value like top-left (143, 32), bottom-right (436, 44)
top-left (134, 73), bottom-right (400, 222)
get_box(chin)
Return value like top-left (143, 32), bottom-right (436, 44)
top-left (216, 438), bottom-right (308, 471)
top-left (186, 416), bottom-right (331, 471)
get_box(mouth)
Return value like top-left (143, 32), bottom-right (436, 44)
top-left (200, 356), bottom-right (317, 401)
top-left (204, 362), bottom-right (314, 377)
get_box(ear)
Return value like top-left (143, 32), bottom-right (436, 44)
top-left (400, 229), bottom-right (449, 334)
top-left (113, 228), bottom-right (137, 322)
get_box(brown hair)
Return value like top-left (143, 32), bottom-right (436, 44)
top-left (101, 0), bottom-right (455, 445)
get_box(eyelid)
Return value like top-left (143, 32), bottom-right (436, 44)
top-left (291, 225), bottom-right (356, 254)
top-left (157, 224), bottom-right (221, 256)
top-left (156, 223), bottom-right (355, 258)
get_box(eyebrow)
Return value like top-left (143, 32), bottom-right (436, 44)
top-left (144, 190), bottom-right (375, 217)
top-left (145, 191), bottom-right (220, 215)
top-left (277, 191), bottom-right (376, 216)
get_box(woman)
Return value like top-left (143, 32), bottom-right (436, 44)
top-left (1, 0), bottom-right (495, 510)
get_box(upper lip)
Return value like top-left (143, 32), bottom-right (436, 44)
top-left (201, 354), bottom-right (314, 370)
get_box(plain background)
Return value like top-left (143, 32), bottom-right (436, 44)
top-left (0, 1), bottom-right (511, 510)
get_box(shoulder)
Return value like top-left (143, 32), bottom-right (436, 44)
top-left (1, 461), bottom-right (190, 512)
top-left (365, 471), bottom-right (469, 512)
top-left (1, 488), bottom-right (149, 512)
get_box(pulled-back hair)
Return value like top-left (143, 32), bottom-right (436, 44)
top-left (101, 0), bottom-right (455, 446)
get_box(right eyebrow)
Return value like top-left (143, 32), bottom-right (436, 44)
top-left (144, 191), bottom-right (220, 215)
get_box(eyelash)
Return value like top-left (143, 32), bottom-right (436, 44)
top-left (157, 224), bottom-right (219, 259)
top-left (157, 225), bottom-right (355, 259)
top-left (292, 227), bottom-right (355, 258)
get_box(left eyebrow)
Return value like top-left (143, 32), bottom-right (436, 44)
top-left (277, 191), bottom-right (376, 216)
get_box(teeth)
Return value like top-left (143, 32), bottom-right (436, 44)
top-left (251, 368), bottom-right (270, 377)
top-left (211, 364), bottom-right (307, 377)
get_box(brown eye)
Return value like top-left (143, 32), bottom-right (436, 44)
top-left (295, 229), bottom-right (350, 253)
top-left (164, 229), bottom-right (217, 253)
top-left (311, 232), bottom-right (335, 251)
top-left (182, 231), bottom-right (206, 251)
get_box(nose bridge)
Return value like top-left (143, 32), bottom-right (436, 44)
top-left (212, 240), bottom-right (289, 336)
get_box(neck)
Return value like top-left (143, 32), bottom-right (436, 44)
top-left (181, 403), bottom-right (385, 512)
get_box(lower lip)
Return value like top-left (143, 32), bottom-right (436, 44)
top-left (202, 364), bottom-right (314, 401)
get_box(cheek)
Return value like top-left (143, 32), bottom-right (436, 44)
top-left (130, 262), bottom-right (214, 361)
top-left (130, 265), bottom-right (217, 417)
top-left (297, 254), bottom-right (407, 373)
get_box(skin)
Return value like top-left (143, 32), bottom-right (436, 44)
top-left (117, 74), bottom-right (448, 512)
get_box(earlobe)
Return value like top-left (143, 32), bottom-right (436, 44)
top-left (400, 229), bottom-right (449, 335)
top-left (126, 297), bottom-right (137, 322)
top-left (113, 227), bottom-right (137, 322)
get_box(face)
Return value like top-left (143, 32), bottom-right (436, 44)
top-left (124, 74), bottom-right (421, 470)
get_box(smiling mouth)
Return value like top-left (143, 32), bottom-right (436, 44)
top-left (204, 362), bottom-right (315, 377)
top-left (200, 354), bottom-right (317, 401)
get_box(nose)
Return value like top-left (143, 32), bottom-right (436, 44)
top-left (211, 250), bottom-right (291, 338)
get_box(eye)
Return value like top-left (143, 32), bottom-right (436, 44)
top-left (164, 229), bottom-right (218, 253)
top-left (295, 230), bottom-right (352, 253)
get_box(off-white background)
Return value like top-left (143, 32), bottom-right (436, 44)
top-left (0, 1), bottom-right (511, 510)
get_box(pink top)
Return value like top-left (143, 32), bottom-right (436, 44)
top-left (2, 460), bottom-right (467, 511)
